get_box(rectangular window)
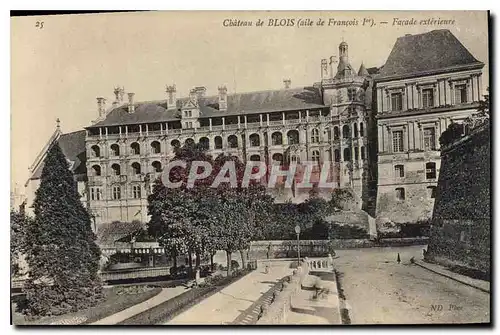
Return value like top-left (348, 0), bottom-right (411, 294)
top-left (455, 84), bottom-right (467, 104)
top-left (392, 130), bottom-right (404, 153)
top-left (426, 162), bottom-right (437, 179)
top-left (391, 93), bottom-right (403, 111)
top-left (90, 187), bottom-right (101, 201)
top-left (422, 88), bottom-right (434, 108)
top-left (133, 185), bottom-right (141, 199)
top-left (348, 88), bottom-right (357, 101)
top-left (396, 188), bottom-right (405, 200)
top-left (427, 186), bottom-right (437, 199)
top-left (112, 186), bottom-right (121, 200)
top-left (423, 127), bottom-right (436, 151)
top-left (394, 165), bottom-right (404, 178)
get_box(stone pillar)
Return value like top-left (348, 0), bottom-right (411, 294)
top-left (478, 74), bottom-right (483, 100)
top-left (446, 80), bottom-right (452, 105)
top-left (260, 114), bottom-right (263, 127)
top-left (209, 118), bottom-right (212, 131)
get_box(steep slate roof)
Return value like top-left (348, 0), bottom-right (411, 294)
top-left (89, 86), bottom-right (326, 128)
top-left (358, 63), bottom-right (370, 77)
top-left (30, 130), bottom-right (87, 180)
top-left (378, 29), bottom-right (483, 79)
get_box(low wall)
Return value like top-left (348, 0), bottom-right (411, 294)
top-left (256, 257), bottom-right (332, 324)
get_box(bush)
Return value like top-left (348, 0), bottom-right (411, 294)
top-left (231, 260), bottom-right (240, 270)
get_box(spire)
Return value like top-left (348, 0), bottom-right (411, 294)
top-left (335, 40), bottom-right (355, 79)
top-left (358, 62), bottom-right (369, 76)
top-left (56, 118), bottom-right (61, 130)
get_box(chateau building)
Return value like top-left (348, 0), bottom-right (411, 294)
top-left (23, 29), bottom-right (485, 230)
top-left (374, 30), bottom-right (485, 223)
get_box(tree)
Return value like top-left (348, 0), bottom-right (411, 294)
top-left (11, 209), bottom-right (28, 276)
top-left (23, 143), bottom-right (102, 316)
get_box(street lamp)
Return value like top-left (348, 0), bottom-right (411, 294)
top-left (294, 225), bottom-right (301, 265)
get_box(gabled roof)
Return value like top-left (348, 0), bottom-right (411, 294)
top-left (88, 86), bottom-right (326, 128)
top-left (28, 130), bottom-right (87, 182)
top-left (378, 29), bottom-right (483, 80)
top-left (97, 221), bottom-right (145, 246)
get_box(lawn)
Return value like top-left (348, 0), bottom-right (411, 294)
top-left (12, 285), bottom-right (162, 325)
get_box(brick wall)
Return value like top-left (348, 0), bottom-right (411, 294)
top-left (426, 125), bottom-right (490, 274)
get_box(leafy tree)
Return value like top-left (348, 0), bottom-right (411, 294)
top-left (11, 208), bottom-right (28, 276)
top-left (23, 143), bottom-right (102, 316)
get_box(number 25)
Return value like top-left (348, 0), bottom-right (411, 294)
top-left (35, 21), bottom-right (44, 29)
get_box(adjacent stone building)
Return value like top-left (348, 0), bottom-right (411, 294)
top-left (374, 29), bottom-right (485, 223)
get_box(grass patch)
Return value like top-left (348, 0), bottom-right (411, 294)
top-left (118, 269), bottom-right (254, 325)
top-left (12, 285), bottom-right (162, 325)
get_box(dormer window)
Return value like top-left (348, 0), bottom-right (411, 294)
top-left (185, 110), bottom-right (192, 117)
top-left (348, 88), bottom-right (357, 101)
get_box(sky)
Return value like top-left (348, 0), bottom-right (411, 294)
top-left (10, 10), bottom-right (489, 192)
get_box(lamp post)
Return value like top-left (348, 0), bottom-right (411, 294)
top-left (294, 225), bottom-right (301, 265)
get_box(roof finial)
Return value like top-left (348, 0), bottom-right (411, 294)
top-left (56, 118), bottom-right (60, 129)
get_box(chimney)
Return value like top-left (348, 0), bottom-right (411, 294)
top-left (283, 79), bottom-right (291, 89)
top-left (127, 93), bottom-right (135, 113)
top-left (218, 86), bottom-right (228, 111)
top-left (329, 56), bottom-right (337, 78)
top-left (321, 59), bottom-right (328, 79)
top-left (194, 86), bottom-right (207, 100)
top-left (189, 89), bottom-right (197, 102)
top-left (166, 84), bottom-right (177, 109)
top-left (97, 97), bottom-right (106, 118)
top-left (113, 86), bottom-right (125, 107)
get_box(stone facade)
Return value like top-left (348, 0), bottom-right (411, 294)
top-left (374, 30), bottom-right (485, 223)
top-left (82, 41), bottom-right (375, 228)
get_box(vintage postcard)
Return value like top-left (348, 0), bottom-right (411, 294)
top-left (10, 10), bottom-right (490, 326)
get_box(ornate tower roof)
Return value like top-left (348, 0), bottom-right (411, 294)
top-left (335, 41), bottom-right (356, 79)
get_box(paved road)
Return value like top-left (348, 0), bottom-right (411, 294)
top-left (165, 262), bottom-right (294, 325)
top-left (334, 246), bottom-right (490, 324)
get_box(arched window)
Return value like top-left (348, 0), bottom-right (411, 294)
top-left (342, 125), bottom-right (350, 139)
top-left (426, 162), bottom-right (436, 179)
top-left (249, 133), bottom-right (260, 147)
top-left (361, 146), bottom-right (366, 160)
top-left (287, 130), bottom-right (299, 145)
top-left (110, 144), bottom-right (120, 156)
top-left (343, 148), bottom-right (351, 161)
top-left (151, 141), bottom-right (161, 154)
top-left (91, 145), bottom-right (100, 158)
top-left (325, 128), bottom-right (332, 142)
top-left (334, 126), bottom-right (340, 140)
top-left (111, 163), bottom-right (121, 175)
top-left (290, 155), bottom-right (300, 163)
top-left (354, 147), bottom-right (359, 161)
top-left (131, 162), bottom-right (141, 175)
top-left (311, 150), bottom-right (320, 163)
top-left (228, 135), bottom-right (238, 148)
top-left (91, 165), bottom-right (101, 176)
top-left (185, 138), bottom-right (195, 146)
top-left (250, 154), bottom-right (261, 161)
top-left (359, 122), bottom-right (365, 137)
top-left (271, 132), bottom-right (283, 146)
top-left (199, 137), bottom-right (209, 150)
top-left (170, 139), bottom-right (180, 148)
top-left (272, 153), bottom-right (284, 165)
top-left (152, 161), bottom-right (162, 173)
top-left (311, 128), bottom-right (320, 143)
top-left (353, 124), bottom-right (359, 138)
top-left (334, 149), bottom-right (340, 163)
top-left (130, 142), bottom-right (140, 155)
top-left (214, 136), bottom-right (223, 149)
